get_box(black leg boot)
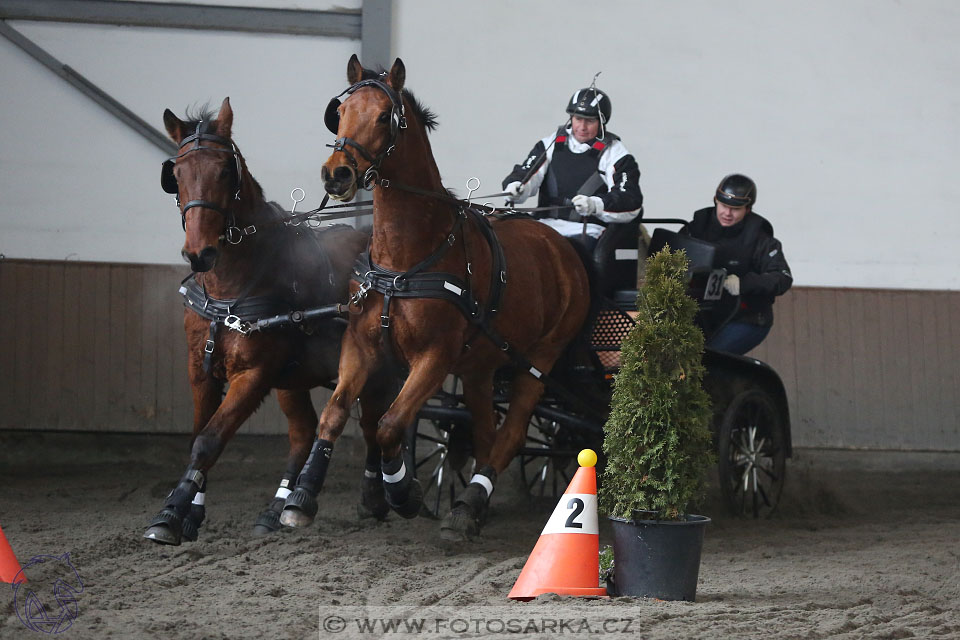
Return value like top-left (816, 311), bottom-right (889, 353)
top-left (144, 469), bottom-right (205, 546)
top-left (358, 449), bottom-right (390, 520)
top-left (180, 477), bottom-right (207, 542)
top-left (279, 439), bottom-right (333, 528)
top-left (440, 465), bottom-right (497, 542)
top-left (382, 453), bottom-right (423, 519)
top-left (253, 471), bottom-right (296, 536)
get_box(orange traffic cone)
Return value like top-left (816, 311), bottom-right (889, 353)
top-left (508, 449), bottom-right (608, 600)
top-left (0, 524), bottom-right (25, 584)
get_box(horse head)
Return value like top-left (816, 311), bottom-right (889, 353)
top-left (162, 97), bottom-right (248, 272)
top-left (321, 55), bottom-right (407, 202)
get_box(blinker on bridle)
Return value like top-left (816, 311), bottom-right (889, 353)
top-left (324, 77), bottom-right (407, 190)
top-left (161, 121), bottom-right (247, 240)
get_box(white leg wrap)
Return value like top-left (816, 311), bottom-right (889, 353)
top-left (364, 469), bottom-right (380, 479)
top-left (191, 492), bottom-right (206, 506)
top-left (470, 473), bottom-right (494, 498)
top-left (274, 487), bottom-right (292, 500)
top-left (382, 461), bottom-right (407, 484)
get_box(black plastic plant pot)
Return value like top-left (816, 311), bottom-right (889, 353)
top-left (606, 511), bottom-right (710, 601)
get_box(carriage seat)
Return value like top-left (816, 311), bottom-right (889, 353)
top-left (646, 227), bottom-right (717, 275)
top-left (593, 216), bottom-right (643, 296)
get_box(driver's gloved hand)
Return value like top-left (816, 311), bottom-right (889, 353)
top-left (505, 181), bottom-right (527, 201)
top-left (572, 194), bottom-right (603, 215)
top-left (723, 274), bottom-right (740, 296)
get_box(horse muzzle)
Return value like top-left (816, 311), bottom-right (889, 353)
top-left (182, 246), bottom-right (219, 272)
top-left (321, 164), bottom-right (358, 202)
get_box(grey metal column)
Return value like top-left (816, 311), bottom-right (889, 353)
top-left (354, 1), bottom-right (393, 224)
top-left (361, 0), bottom-right (392, 70)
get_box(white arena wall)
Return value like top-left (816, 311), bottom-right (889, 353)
top-left (1, 1), bottom-right (958, 452)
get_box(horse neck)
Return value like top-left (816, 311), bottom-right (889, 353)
top-left (200, 194), bottom-right (283, 299)
top-left (370, 128), bottom-right (456, 270)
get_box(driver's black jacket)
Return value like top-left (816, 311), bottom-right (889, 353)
top-left (682, 207), bottom-right (792, 327)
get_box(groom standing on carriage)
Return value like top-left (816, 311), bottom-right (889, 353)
top-left (501, 81), bottom-right (644, 253)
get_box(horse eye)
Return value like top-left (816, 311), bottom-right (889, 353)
top-left (219, 167), bottom-right (231, 179)
top-left (377, 112), bottom-right (390, 124)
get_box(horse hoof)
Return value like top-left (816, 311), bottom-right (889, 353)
top-left (279, 488), bottom-right (318, 528)
top-left (358, 475), bottom-right (390, 521)
top-left (144, 509), bottom-right (183, 546)
top-left (439, 505), bottom-right (480, 542)
top-left (386, 478), bottom-right (423, 520)
top-left (143, 524), bottom-right (182, 545)
top-left (252, 498), bottom-right (285, 536)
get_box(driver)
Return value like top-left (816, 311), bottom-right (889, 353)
top-left (501, 85), bottom-right (643, 250)
top-left (683, 174), bottom-right (793, 354)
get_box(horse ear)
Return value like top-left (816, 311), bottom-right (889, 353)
top-left (163, 108), bottom-right (185, 143)
top-left (388, 58), bottom-right (406, 93)
top-left (347, 54), bottom-right (363, 84)
top-left (217, 97), bottom-right (233, 137)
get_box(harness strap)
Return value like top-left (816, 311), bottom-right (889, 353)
top-left (354, 207), bottom-right (509, 372)
top-left (203, 320), bottom-right (218, 374)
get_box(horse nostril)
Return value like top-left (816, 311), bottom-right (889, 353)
top-left (198, 246), bottom-right (218, 271)
top-left (321, 165), bottom-right (331, 182)
top-left (333, 166), bottom-right (354, 183)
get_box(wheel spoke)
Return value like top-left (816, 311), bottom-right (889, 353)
top-left (416, 445), bottom-right (446, 467)
top-left (417, 433), bottom-right (448, 446)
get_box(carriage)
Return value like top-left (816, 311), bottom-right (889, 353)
top-left (411, 220), bottom-right (792, 520)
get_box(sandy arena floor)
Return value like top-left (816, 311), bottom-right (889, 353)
top-left (0, 430), bottom-right (958, 639)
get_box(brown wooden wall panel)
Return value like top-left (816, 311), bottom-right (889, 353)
top-left (1, 259), bottom-right (958, 451)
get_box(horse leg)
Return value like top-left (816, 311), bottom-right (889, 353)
top-left (252, 388), bottom-right (317, 536)
top-left (145, 369), bottom-right (271, 545)
top-left (181, 374), bottom-right (225, 542)
top-left (439, 371), bottom-right (498, 541)
top-left (355, 371), bottom-right (397, 520)
top-left (280, 334), bottom-right (376, 528)
top-left (374, 354), bottom-right (454, 519)
top-left (442, 366), bottom-right (556, 542)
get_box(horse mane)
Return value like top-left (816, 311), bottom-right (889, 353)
top-left (182, 104), bottom-right (218, 129)
top-left (401, 89), bottom-right (438, 132)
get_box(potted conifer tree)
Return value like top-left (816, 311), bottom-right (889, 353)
top-left (598, 246), bottom-right (714, 601)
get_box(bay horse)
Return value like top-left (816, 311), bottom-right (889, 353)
top-left (278, 56), bottom-right (591, 541)
top-left (143, 97), bottom-right (368, 545)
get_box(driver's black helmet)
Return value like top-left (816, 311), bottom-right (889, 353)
top-left (566, 88), bottom-right (611, 124)
top-left (715, 174), bottom-right (757, 208)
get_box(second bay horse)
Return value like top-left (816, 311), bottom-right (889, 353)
top-left (279, 56), bottom-right (591, 541)
top-left (144, 98), bottom-right (368, 545)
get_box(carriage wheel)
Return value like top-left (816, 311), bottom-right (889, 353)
top-left (518, 413), bottom-right (602, 498)
top-left (409, 418), bottom-right (471, 519)
top-left (717, 389), bottom-right (786, 518)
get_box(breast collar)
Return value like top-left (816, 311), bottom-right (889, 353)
top-left (350, 206), bottom-right (507, 361)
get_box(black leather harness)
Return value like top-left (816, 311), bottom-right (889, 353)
top-left (352, 205), bottom-right (508, 366)
top-left (349, 204), bottom-right (579, 398)
top-left (179, 220), bottom-right (344, 375)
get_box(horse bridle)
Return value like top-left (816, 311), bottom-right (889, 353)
top-left (161, 121), bottom-right (244, 236)
top-left (324, 77), bottom-right (407, 190)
